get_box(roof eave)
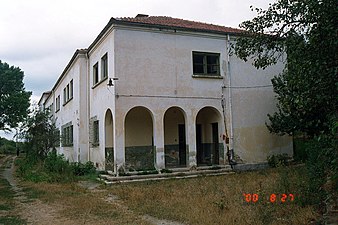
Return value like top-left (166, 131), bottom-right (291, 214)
top-left (51, 49), bottom-right (87, 93)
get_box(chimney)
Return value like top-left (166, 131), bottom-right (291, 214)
top-left (136, 14), bottom-right (149, 18)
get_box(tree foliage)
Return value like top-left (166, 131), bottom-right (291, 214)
top-left (22, 107), bottom-right (60, 159)
top-left (0, 60), bottom-right (31, 131)
top-left (234, 0), bottom-right (337, 137)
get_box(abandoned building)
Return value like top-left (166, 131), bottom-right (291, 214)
top-left (38, 15), bottom-right (292, 172)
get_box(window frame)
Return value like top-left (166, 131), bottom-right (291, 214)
top-left (69, 80), bottom-right (73, 99)
top-left (93, 62), bottom-right (99, 85)
top-left (93, 120), bottom-right (99, 146)
top-left (101, 53), bottom-right (108, 79)
top-left (55, 95), bottom-right (61, 112)
top-left (61, 123), bottom-right (73, 147)
top-left (192, 51), bottom-right (221, 76)
top-left (63, 80), bottom-right (74, 106)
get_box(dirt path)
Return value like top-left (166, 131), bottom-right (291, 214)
top-left (0, 155), bottom-right (185, 225)
top-left (1, 155), bottom-right (71, 224)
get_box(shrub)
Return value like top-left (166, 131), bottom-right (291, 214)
top-left (267, 153), bottom-right (290, 168)
top-left (0, 144), bottom-right (16, 154)
top-left (17, 152), bottom-right (97, 183)
top-left (301, 134), bottom-right (337, 208)
top-left (71, 161), bottom-right (96, 176)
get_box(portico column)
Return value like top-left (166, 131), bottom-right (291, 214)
top-left (186, 110), bottom-right (197, 168)
top-left (114, 109), bottom-right (125, 175)
top-left (153, 111), bottom-right (165, 169)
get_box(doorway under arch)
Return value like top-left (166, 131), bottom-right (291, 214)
top-left (195, 107), bottom-right (224, 166)
top-left (164, 107), bottom-right (187, 168)
top-left (104, 109), bottom-right (114, 171)
top-left (125, 106), bottom-right (154, 171)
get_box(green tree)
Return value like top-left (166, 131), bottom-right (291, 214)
top-left (22, 107), bottom-right (60, 159)
top-left (234, 0), bottom-right (338, 214)
top-left (0, 60), bottom-right (31, 131)
top-left (234, 0), bottom-right (337, 137)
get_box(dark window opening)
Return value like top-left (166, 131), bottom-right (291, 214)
top-left (193, 52), bottom-right (220, 76)
top-left (93, 63), bottom-right (99, 85)
top-left (101, 53), bottom-right (108, 79)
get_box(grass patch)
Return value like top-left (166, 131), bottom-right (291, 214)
top-left (0, 204), bottom-right (12, 210)
top-left (22, 186), bottom-right (46, 200)
top-left (16, 153), bottom-right (98, 183)
top-left (110, 166), bottom-right (318, 225)
top-left (0, 216), bottom-right (27, 225)
top-left (20, 181), bottom-right (152, 224)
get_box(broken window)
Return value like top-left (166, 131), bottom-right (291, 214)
top-left (193, 52), bottom-right (220, 76)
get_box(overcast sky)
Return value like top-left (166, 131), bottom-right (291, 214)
top-left (0, 0), bottom-right (275, 139)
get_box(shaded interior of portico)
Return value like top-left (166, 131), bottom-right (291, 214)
top-left (164, 107), bottom-right (187, 168)
top-left (125, 106), bottom-right (154, 171)
top-left (196, 107), bottom-right (224, 166)
top-left (104, 109), bottom-right (114, 171)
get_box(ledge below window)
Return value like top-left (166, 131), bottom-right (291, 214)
top-left (63, 97), bottom-right (73, 107)
top-left (192, 75), bottom-right (223, 79)
top-left (92, 77), bottom-right (108, 89)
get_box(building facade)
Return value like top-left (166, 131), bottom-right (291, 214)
top-left (40, 15), bottom-right (292, 172)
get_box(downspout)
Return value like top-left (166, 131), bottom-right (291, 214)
top-left (226, 34), bottom-right (236, 165)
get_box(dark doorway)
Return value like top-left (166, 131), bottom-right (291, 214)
top-left (196, 124), bottom-right (202, 165)
top-left (178, 124), bottom-right (186, 166)
top-left (212, 123), bottom-right (219, 164)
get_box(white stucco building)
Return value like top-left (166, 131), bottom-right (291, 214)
top-left (39, 15), bottom-right (292, 172)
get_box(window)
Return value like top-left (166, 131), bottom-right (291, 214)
top-left (62, 123), bottom-right (73, 147)
top-left (63, 87), bottom-right (67, 104)
top-left (93, 63), bottom-right (99, 85)
top-left (101, 53), bottom-right (108, 79)
top-left (55, 95), bottom-right (60, 112)
top-left (192, 52), bottom-right (220, 76)
top-left (93, 120), bottom-right (99, 146)
top-left (70, 80), bottom-right (73, 99)
top-left (63, 80), bottom-right (73, 105)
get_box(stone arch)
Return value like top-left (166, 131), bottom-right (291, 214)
top-left (163, 106), bottom-right (187, 168)
top-left (124, 106), bottom-right (154, 171)
top-left (195, 106), bottom-right (224, 166)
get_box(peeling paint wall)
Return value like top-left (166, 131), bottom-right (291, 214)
top-left (229, 49), bottom-right (292, 162)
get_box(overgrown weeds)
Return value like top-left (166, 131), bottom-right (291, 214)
top-left (16, 152), bottom-right (97, 183)
top-left (110, 167), bottom-right (318, 225)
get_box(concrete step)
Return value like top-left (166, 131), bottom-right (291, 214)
top-left (99, 166), bottom-right (234, 185)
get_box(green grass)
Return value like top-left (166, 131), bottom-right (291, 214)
top-left (0, 204), bottom-right (12, 210)
top-left (0, 216), bottom-right (27, 225)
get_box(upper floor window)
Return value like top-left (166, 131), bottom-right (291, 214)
top-left (101, 53), bottom-right (108, 79)
top-left (93, 63), bottom-right (99, 85)
top-left (69, 80), bottom-right (73, 99)
top-left (192, 51), bottom-right (220, 76)
top-left (55, 95), bottom-right (60, 112)
top-left (63, 80), bottom-right (73, 105)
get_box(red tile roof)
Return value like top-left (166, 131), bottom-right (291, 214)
top-left (115, 16), bottom-right (244, 35)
